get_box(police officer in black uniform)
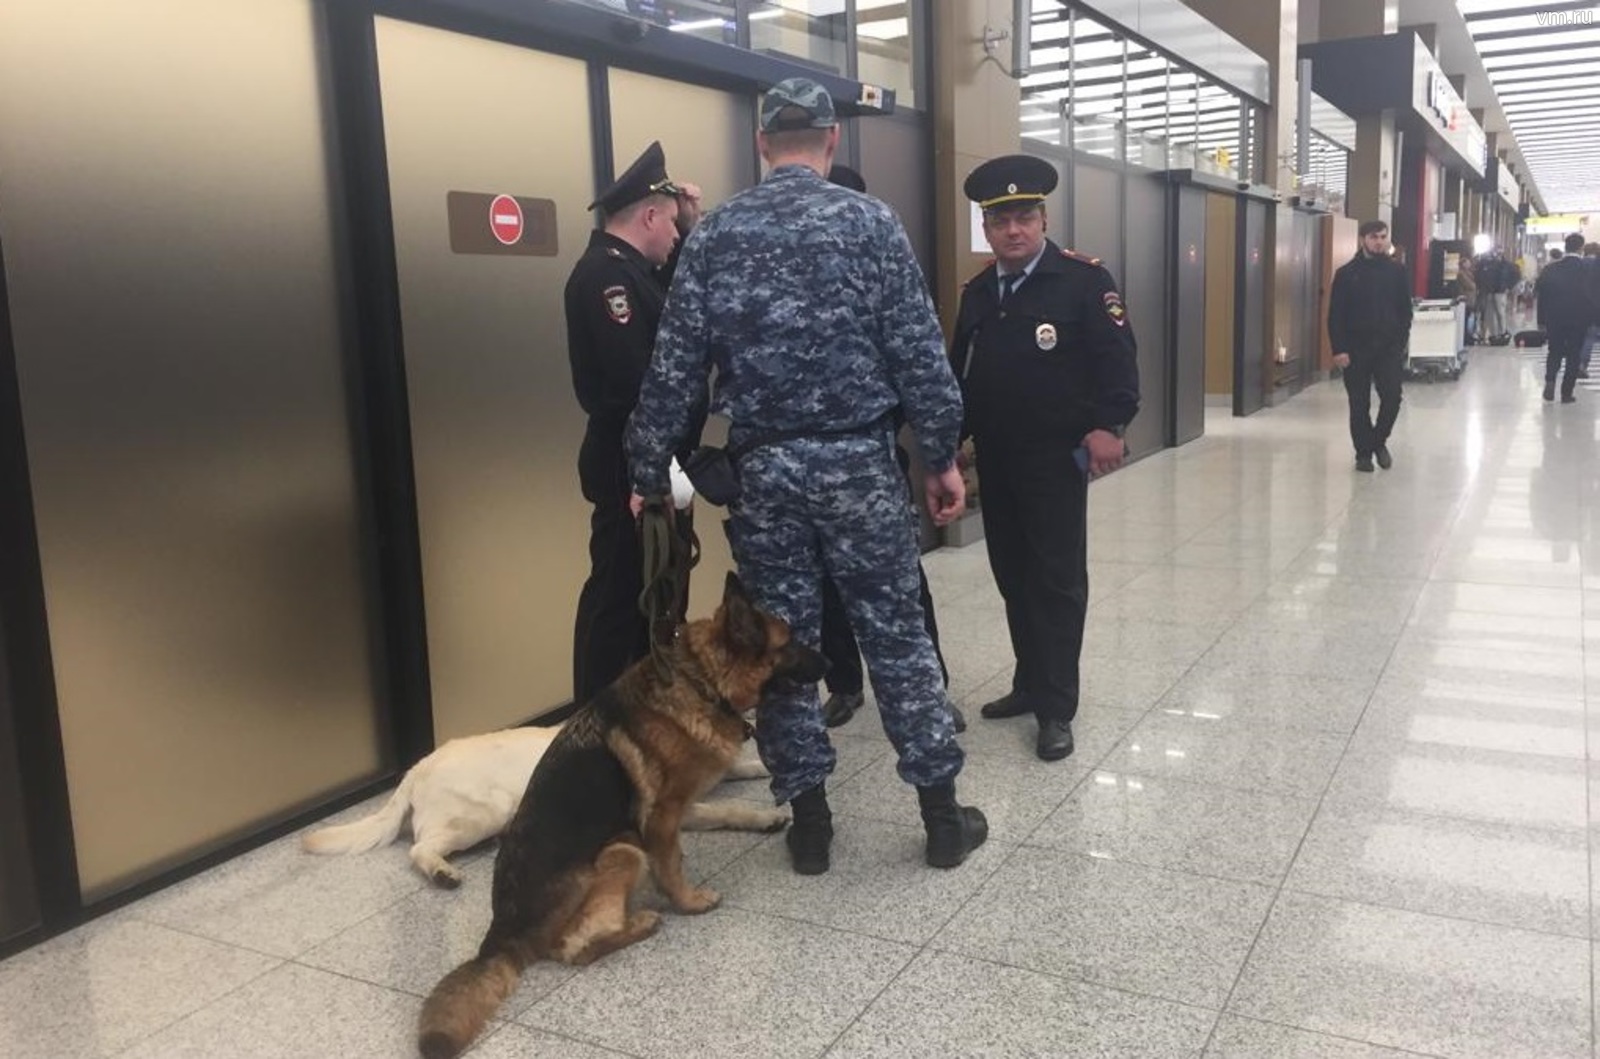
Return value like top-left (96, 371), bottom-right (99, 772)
top-left (953, 155), bottom-right (1140, 761)
top-left (566, 141), bottom-right (703, 706)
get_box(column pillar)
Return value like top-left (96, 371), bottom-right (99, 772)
top-left (1182, 0), bottom-right (1301, 402)
top-left (931, 0), bottom-right (1020, 333)
top-left (1316, 0), bottom-right (1400, 226)
top-left (1345, 113), bottom-right (1397, 224)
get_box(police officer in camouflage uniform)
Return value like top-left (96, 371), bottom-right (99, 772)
top-left (955, 155), bottom-right (1139, 762)
top-left (626, 78), bottom-right (988, 875)
top-left (566, 141), bottom-right (703, 707)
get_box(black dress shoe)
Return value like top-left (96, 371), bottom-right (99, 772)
top-left (1374, 444), bottom-right (1393, 470)
top-left (1355, 456), bottom-right (1375, 473)
top-left (1562, 393), bottom-right (1577, 404)
top-left (951, 704), bottom-right (967, 732)
top-left (822, 691), bottom-right (864, 728)
top-left (1036, 719), bottom-right (1074, 761)
top-left (979, 693), bottom-right (1031, 719)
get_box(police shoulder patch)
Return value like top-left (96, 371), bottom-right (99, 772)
top-left (960, 258), bottom-right (998, 290)
top-left (1103, 290), bottom-right (1128, 328)
top-left (1061, 248), bottom-right (1103, 266)
top-left (603, 285), bottom-right (633, 325)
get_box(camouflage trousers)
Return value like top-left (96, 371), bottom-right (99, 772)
top-left (723, 431), bottom-right (964, 804)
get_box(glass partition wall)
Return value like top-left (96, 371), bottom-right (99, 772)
top-left (1022, 2), bottom-right (1261, 183)
top-left (563, 0), bottom-right (924, 109)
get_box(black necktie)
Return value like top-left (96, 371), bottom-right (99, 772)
top-left (999, 272), bottom-right (1021, 304)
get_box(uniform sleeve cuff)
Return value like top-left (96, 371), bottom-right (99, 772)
top-left (633, 471), bottom-right (672, 497)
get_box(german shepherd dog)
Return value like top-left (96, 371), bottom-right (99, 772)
top-left (416, 573), bottom-right (827, 1059)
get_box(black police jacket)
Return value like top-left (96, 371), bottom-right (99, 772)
top-left (564, 230), bottom-right (698, 501)
top-left (1328, 252), bottom-right (1412, 357)
top-left (566, 229), bottom-right (673, 428)
top-left (951, 240), bottom-right (1140, 447)
top-left (1536, 255), bottom-right (1599, 335)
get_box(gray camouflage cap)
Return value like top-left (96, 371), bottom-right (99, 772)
top-left (759, 77), bottom-right (838, 132)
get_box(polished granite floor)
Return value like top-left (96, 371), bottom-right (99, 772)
top-left (5, 346), bottom-right (1597, 1058)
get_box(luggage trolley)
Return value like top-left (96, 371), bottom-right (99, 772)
top-left (1405, 299), bottom-right (1466, 382)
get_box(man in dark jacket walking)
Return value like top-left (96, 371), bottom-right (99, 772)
top-left (1536, 232), bottom-right (1599, 403)
top-left (1329, 219), bottom-right (1412, 472)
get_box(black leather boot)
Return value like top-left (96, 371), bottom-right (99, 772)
top-left (786, 785), bottom-right (833, 875)
top-left (917, 783), bottom-right (989, 868)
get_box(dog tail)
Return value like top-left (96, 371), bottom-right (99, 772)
top-left (301, 769), bottom-right (416, 856)
top-left (416, 936), bottom-right (526, 1059)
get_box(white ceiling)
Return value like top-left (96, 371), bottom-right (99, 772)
top-left (1416, 0), bottom-right (1598, 213)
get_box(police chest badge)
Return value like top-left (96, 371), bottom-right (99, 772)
top-left (603, 285), bottom-right (632, 325)
top-left (1035, 323), bottom-right (1058, 351)
top-left (1103, 291), bottom-right (1128, 328)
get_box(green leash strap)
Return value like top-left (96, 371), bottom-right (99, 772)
top-left (637, 498), bottom-right (699, 681)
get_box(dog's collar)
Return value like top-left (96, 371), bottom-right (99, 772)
top-left (681, 666), bottom-right (754, 741)
top-left (714, 695), bottom-right (755, 741)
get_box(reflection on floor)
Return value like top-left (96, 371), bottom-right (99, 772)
top-left (3, 348), bottom-right (1597, 1058)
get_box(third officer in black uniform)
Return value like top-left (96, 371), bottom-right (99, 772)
top-left (815, 162), bottom-right (962, 734)
top-left (953, 155), bottom-right (1140, 761)
top-left (566, 141), bottom-right (703, 707)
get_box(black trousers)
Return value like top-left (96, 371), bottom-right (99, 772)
top-left (573, 489), bottom-right (649, 708)
top-left (976, 439), bottom-right (1088, 723)
top-left (819, 563), bottom-right (947, 695)
top-left (1342, 351), bottom-right (1404, 457)
top-left (573, 428), bottom-right (692, 707)
top-left (1546, 327), bottom-right (1585, 397)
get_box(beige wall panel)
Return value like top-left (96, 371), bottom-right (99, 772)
top-left (0, 0), bottom-right (379, 896)
top-left (1205, 193), bottom-right (1239, 395)
top-left (376, 21), bottom-right (594, 740)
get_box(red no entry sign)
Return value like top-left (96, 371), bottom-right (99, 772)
top-left (488, 194), bottom-right (523, 245)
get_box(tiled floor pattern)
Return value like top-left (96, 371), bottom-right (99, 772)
top-left (4, 347), bottom-right (1596, 1057)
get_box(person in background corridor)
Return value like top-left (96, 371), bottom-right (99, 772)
top-left (1328, 219), bottom-right (1411, 473)
top-left (1535, 233), bottom-right (1598, 404)
top-left (1578, 243), bottom-right (1600, 379)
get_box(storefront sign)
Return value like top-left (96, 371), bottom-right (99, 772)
top-left (1497, 163), bottom-right (1519, 208)
top-left (1526, 213), bottom-right (1590, 234)
top-left (1426, 71), bottom-right (1457, 127)
top-left (1412, 44), bottom-right (1485, 177)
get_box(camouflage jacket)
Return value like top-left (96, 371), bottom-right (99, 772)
top-left (625, 163), bottom-right (961, 496)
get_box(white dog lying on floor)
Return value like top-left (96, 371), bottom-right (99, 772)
top-left (301, 725), bottom-right (782, 887)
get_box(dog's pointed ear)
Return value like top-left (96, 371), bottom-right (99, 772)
top-left (720, 572), bottom-right (768, 656)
